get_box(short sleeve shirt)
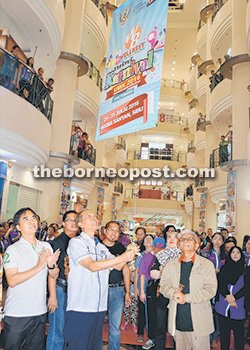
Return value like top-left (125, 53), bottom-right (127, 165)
top-left (51, 232), bottom-right (71, 281)
top-left (67, 232), bottom-right (114, 313)
top-left (3, 237), bottom-right (52, 317)
top-left (138, 252), bottom-right (156, 280)
top-left (102, 242), bottom-right (125, 284)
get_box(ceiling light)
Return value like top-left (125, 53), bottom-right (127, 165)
top-left (173, 61), bottom-right (176, 64)
top-left (171, 80), bottom-right (173, 83)
top-left (171, 102), bottom-right (173, 105)
top-left (131, 144), bottom-right (134, 146)
top-left (193, 52), bottom-right (197, 55)
top-left (172, 68), bottom-right (175, 71)
top-left (182, 113), bottom-right (184, 115)
top-left (172, 73), bottom-right (175, 76)
top-left (10, 159), bottom-right (17, 162)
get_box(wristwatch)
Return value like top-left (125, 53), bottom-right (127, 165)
top-left (47, 264), bottom-right (56, 270)
top-left (125, 291), bottom-right (130, 294)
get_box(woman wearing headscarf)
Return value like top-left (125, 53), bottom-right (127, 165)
top-left (215, 246), bottom-right (246, 350)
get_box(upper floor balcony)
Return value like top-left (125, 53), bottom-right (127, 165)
top-left (209, 139), bottom-right (232, 171)
top-left (127, 149), bottom-right (186, 164)
top-left (1, 0), bottom-right (65, 76)
top-left (157, 112), bottom-right (188, 133)
top-left (197, 21), bottom-right (208, 61)
top-left (196, 114), bottom-right (211, 132)
top-left (74, 56), bottom-right (102, 131)
top-left (69, 127), bottom-right (96, 166)
top-left (210, 0), bottom-right (232, 64)
top-left (81, 0), bottom-right (108, 67)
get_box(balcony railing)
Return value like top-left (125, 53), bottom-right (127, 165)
top-left (117, 136), bottom-right (126, 150)
top-left (69, 136), bottom-right (96, 165)
top-left (80, 54), bottom-right (103, 91)
top-left (114, 181), bottom-right (123, 194)
top-left (125, 189), bottom-right (185, 201)
top-left (196, 114), bottom-right (210, 131)
top-left (0, 48), bottom-right (53, 122)
top-left (194, 177), bottom-right (205, 188)
top-left (212, 0), bottom-right (229, 22)
top-left (187, 140), bottom-right (195, 153)
top-left (209, 141), bottom-right (232, 168)
top-left (128, 150), bottom-right (187, 163)
top-left (158, 113), bottom-right (187, 126)
top-left (91, 0), bottom-right (108, 25)
top-left (161, 78), bottom-right (189, 91)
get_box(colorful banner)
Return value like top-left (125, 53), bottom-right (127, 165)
top-left (226, 170), bottom-right (236, 234)
top-left (111, 197), bottom-right (116, 221)
top-left (96, 0), bottom-right (169, 141)
top-left (59, 163), bottom-right (71, 223)
top-left (97, 187), bottom-right (105, 225)
top-left (199, 193), bottom-right (207, 233)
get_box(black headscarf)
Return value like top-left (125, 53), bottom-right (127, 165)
top-left (219, 246), bottom-right (245, 286)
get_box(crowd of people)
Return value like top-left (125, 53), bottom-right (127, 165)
top-left (0, 210), bottom-right (250, 350)
top-left (0, 44), bottom-right (54, 115)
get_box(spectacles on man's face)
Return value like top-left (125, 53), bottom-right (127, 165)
top-left (65, 219), bottom-right (76, 223)
top-left (107, 228), bottom-right (120, 234)
top-left (179, 236), bottom-right (196, 243)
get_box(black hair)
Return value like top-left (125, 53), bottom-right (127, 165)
top-left (13, 207), bottom-right (36, 226)
top-left (163, 225), bottom-right (176, 241)
top-left (220, 228), bottom-right (228, 234)
top-left (63, 210), bottom-right (77, 222)
top-left (51, 223), bottom-right (59, 229)
top-left (242, 235), bottom-right (250, 251)
top-left (0, 223), bottom-right (5, 228)
top-left (26, 57), bottom-right (34, 68)
top-left (11, 45), bottom-right (20, 51)
top-left (208, 232), bottom-right (225, 259)
top-left (105, 221), bottom-right (119, 230)
top-left (38, 68), bottom-right (43, 73)
top-left (48, 225), bottom-right (56, 233)
top-left (82, 132), bottom-right (88, 137)
top-left (135, 227), bottom-right (146, 235)
top-left (225, 236), bottom-right (237, 245)
top-left (48, 78), bottom-right (54, 83)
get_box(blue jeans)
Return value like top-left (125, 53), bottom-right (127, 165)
top-left (108, 286), bottom-right (124, 350)
top-left (46, 285), bottom-right (67, 350)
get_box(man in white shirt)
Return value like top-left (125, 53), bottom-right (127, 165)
top-left (64, 209), bottom-right (136, 350)
top-left (3, 207), bottom-right (60, 350)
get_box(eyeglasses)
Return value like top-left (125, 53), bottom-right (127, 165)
top-left (107, 228), bottom-right (120, 234)
top-left (65, 219), bottom-right (76, 223)
top-left (179, 237), bottom-right (196, 243)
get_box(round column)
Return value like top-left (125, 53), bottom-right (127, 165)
top-left (231, 0), bottom-right (250, 244)
top-left (40, 0), bottom-right (87, 222)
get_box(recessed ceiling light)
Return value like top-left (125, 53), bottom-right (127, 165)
top-left (172, 68), bottom-right (175, 71)
top-left (193, 52), bottom-right (197, 55)
top-left (171, 80), bottom-right (173, 83)
top-left (182, 113), bottom-right (184, 115)
top-left (172, 74), bottom-right (175, 76)
top-left (131, 144), bottom-right (134, 146)
top-left (173, 61), bottom-right (176, 64)
top-left (10, 159), bottom-right (16, 162)
top-left (171, 102), bottom-right (173, 105)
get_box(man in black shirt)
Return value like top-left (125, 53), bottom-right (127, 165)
top-left (102, 221), bottom-right (131, 350)
top-left (46, 210), bottom-right (78, 350)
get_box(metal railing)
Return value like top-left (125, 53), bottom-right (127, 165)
top-left (161, 78), bottom-right (189, 91)
top-left (194, 177), bottom-right (205, 188)
top-left (196, 114), bottom-right (207, 130)
top-left (187, 140), bottom-right (195, 153)
top-left (0, 48), bottom-right (53, 122)
top-left (210, 70), bottom-right (224, 92)
top-left (209, 141), bottom-right (232, 168)
top-left (158, 113), bottom-right (187, 126)
top-left (69, 136), bottom-right (96, 165)
top-left (114, 181), bottom-right (123, 194)
top-left (125, 189), bottom-right (185, 201)
top-left (198, 19), bottom-right (206, 31)
top-left (212, 0), bottom-right (229, 22)
top-left (80, 54), bottom-right (103, 91)
top-left (117, 136), bottom-right (126, 150)
top-left (63, 0), bottom-right (66, 8)
top-left (91, 0), bottom-right (108, 25)
top-left (128, 150), bottom-right (187, 163)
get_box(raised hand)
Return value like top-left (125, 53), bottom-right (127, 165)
top-left (47, 249), bottom-right (60, 268)
top-left (37, 250), bottom-right (49, 271)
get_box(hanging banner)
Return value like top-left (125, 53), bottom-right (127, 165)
top-left (199, 193), bottom-right (207, 233)
top-left (111, 196), bottom-right (116, 221)
top-left (97, 187), bottom-right (105, 225)
top-left (95, 0), bottom-right (169, 141)
top-left (226, 170), bottom-right (236, 234)
top-left (59, 163), bottom-right (71, 223)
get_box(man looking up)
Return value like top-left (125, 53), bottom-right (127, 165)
top-left (46, 210), bottom-right (78, 350)
top-left (64, 210), bottom-right (136, 350)
top-left (102, 221), bottom-right (131, 350)
top-left (160, 230), bottom-right (217, 350)
top-left (3, 207), bottom-right (60, 350)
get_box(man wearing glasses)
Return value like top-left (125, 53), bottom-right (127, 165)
top-left (47, 210), bottom-right (78, 350)
top-left (102, 221), bottom-right (131, 350)
top-left (160, 230), bottom-right (217, 350)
